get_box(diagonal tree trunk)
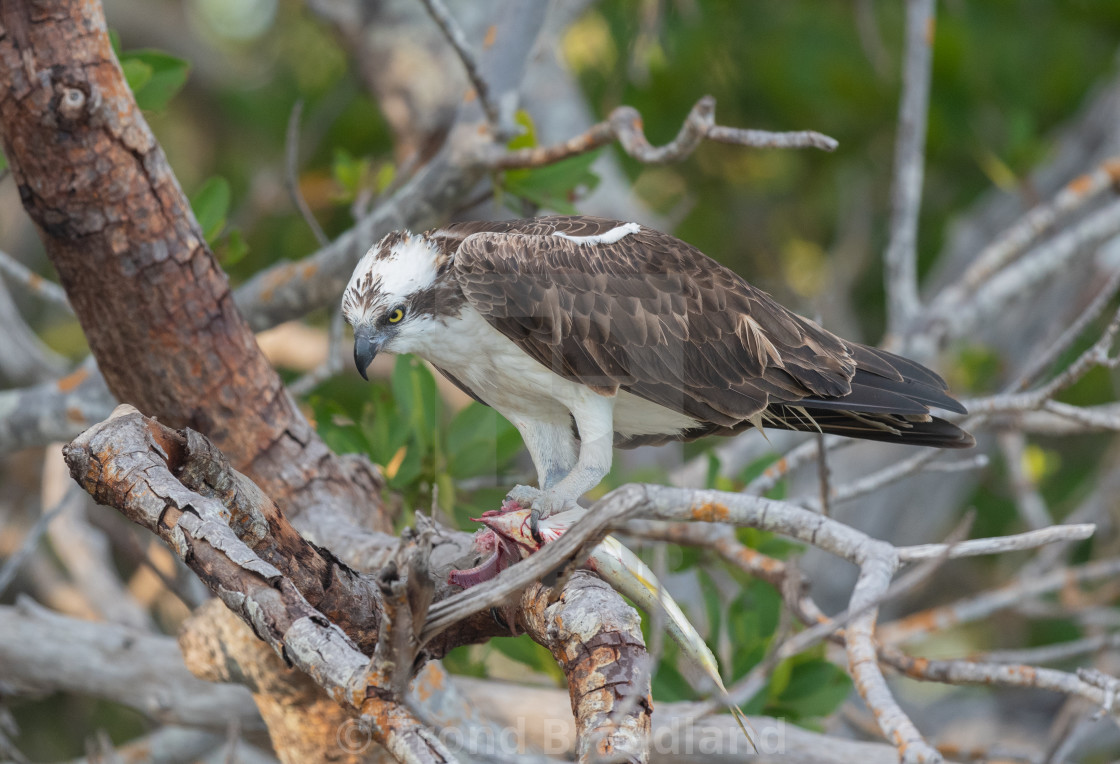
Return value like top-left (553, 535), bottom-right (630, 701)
top-left (0, 0), bottom-right (383, 529)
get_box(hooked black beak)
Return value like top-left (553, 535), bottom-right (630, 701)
top-left (353, 325), bottom-right (384, 381)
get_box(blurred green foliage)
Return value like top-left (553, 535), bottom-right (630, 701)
top-left (309, 357), bottom-right (522, 525)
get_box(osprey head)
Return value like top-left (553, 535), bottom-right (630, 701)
top-left (342, 230), bottom-right (448, 380)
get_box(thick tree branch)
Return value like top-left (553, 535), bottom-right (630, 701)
top-left (519, 572), bottom-right (652, 763)
top-left (0, 359), bottom-right (115, 454)
top-left (0, 598), bottom-right (261, 731)
top-left (62, 405), bottom-right (459, 764)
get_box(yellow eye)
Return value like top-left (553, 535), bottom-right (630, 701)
top-left (387, 308), bottom-right (404, 324)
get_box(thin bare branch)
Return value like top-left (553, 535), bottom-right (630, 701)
top-left (0, 360), bottom-right (116, 455)
top-left (896, 523), bottom-right (1097, 562)
top-left (976, 632), bottom-right (1120, 665)
top-left (745, 435), bottom-right (855, 496)
top-left (964, 302), bottom-right (1120, 419)
top-left (485, 95), bottom-right (837, 170)
top-left (884, 0), bottom-right (936, 338)
top-left (1007, 263), bottom-right (1120, 393)
top-left (0, 598), bottom-right (261, 730)
top-left (931, 196), bottom-right (1120, 344)
top-left (880, 646), bottom-right (1120, 719)
top-left (284, 99), bottom-right (329, 248)
top-left (0, 247), bottom-right (72, 313)
top-left (0, 492), bottom-right (68, 597)
top-left (418, 0), bottom-right (502, 130)
top-left (932, 157), bottom-right (1120, 319)
top-left (816, 432), bottom-right (832, 516)
top-left (801, 449), bottom-right (988, 513)
top-left (880, 556), bottom-right (1120, 644)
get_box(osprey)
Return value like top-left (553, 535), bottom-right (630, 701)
top-left (343, 216), bottom-right (973, 518)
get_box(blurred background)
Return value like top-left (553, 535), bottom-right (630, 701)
top-left (4, 1), bottom-right (1120, 760)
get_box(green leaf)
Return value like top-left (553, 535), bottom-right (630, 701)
top-left (120, 49), bottom-right (189, 111)
top-left (738, 452), bottom-right (781, 485)
top-left (489, 635), bottom-right (563, 681)
top-left (501, 150), bottom-right (601, 215)
top-left (332, 148), bottom-right (372, 201)
top-left (121, 58), bottom-right (153, 94)
top-left (374, 163), bottom-right (396, 194)
top-left (387, 442), bottom-right (423, 489)
top-left (650, 644), bottom-right (693, 702)
top-left (0, 151), bottom-right (7, 173)
top-left (219, 228), bottom-right (250, 267)
top-left (704, 452), bottom-right (721, 490)
top-left (506, 109), bottom-right (537, 151)
top-left (189, 177), bottom-right (231, 244)
top-left (728, 580), bottom-right (781, 678)
top-left (767, 658), bottom-right (852, 719)
top-left (309, 400), bottom-right (370, 457)
top-left (447, 403), bottom-right (521, 480)
top-left (698, 568), bottom-right (722, 655)
top-left (391, 356), bottom-right (440, 453)
top-left (359, 385), bottom-right (411, 467)
top-left (440, 647), bottom-right (487, 678)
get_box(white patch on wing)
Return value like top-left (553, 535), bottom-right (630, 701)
top-left (553, 222), bottom-right (641, 246)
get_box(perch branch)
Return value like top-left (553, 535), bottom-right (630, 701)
top-left (519, 572), bottom-right (652, 763)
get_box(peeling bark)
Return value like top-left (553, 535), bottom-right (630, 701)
top-left (520, 573), bottom-right (653, 764)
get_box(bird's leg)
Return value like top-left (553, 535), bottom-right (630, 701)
top-left (504, 416), bottom-right (578, 542)
top-left (507, 394), bottom-right (615, 538)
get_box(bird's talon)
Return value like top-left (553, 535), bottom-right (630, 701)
top-left (529, 509), bottom-right (543, 546)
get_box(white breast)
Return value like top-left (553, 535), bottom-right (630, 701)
top-left (405, 304), bottom-right (700, 438)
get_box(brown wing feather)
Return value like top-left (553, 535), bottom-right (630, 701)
top-left (451, 216), bottom-right (860, 425)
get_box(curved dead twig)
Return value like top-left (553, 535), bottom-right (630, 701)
top-left (418, 0), bottom-right (502, 131)
top-left (484, 95), bottom-right (837, 171)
